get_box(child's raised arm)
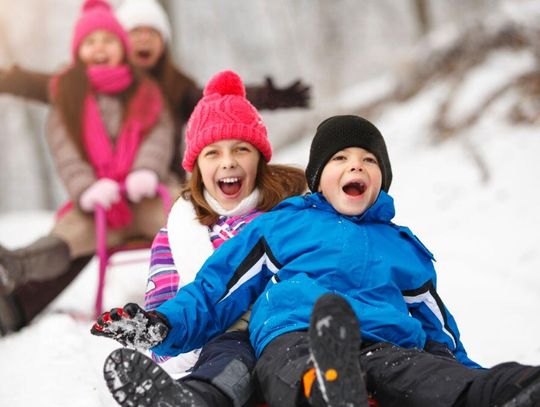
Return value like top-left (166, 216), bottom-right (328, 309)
top-left (91, 212), bottom-right (280, 355)
top-left (152, 214), bottom-right (279, 356)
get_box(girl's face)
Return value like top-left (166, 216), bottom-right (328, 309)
top-left (197, 139), bottom-right (261, 210)
top-left (318, 147), bottom-right (382, 216)
top-left (78, 30), bottom-right (124, 66)
top-left (128, 26), bottom-right (165, 70)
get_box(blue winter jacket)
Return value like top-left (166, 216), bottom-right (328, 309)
top-left (154, 191), bottom-right (479, 368)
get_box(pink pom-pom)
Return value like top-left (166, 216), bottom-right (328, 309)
top-left (203, 70), bottom-right (246, 98)
top-left (82, 0), bottom-right (110, 13)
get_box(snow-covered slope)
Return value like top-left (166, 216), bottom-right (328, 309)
top-left (1, 90), bottom-right (539, 406)
top-left (2, 4), bottom-right (540, 405)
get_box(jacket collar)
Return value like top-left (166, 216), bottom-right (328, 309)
top-left (277, 191), bottom-right (395, 223)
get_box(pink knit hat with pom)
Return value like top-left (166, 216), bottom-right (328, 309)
top-left (182, 70), bottom-right (272, 172)
top-left (71, 0), bottom-right (130, 60)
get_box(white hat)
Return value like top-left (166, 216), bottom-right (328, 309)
top-left (116, 0), bottom-right (172, 42)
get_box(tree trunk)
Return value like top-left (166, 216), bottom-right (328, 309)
top-left (413, 0), bottom-right (430, 37)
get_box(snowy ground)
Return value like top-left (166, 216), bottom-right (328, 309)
top-left (2, 64), bottom-right (540, 407)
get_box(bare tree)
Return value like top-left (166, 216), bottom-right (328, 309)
top-left (412, 0), bottom-right (430, 37)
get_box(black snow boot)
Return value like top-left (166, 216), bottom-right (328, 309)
top-left (468, 362), bottom-right (540, 407)
top-left (497, 365), bottom-right (540, 407)
top-left (0, 292), bottom-right (25, 336)
top-left (103, 348), bottom-right (231, 407)
top-left (307, 293), bottom-right (369, 407)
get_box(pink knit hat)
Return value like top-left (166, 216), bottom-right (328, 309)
top-left (182, 70), bottom-right (272, 172)
top-left (71, 0), bottom-right (130, 60)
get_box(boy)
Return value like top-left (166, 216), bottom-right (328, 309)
top-left (93, 115), bottom-right (540, 407)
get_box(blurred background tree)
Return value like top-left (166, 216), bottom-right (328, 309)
top-left (0, 0), bottom-right (527, 212)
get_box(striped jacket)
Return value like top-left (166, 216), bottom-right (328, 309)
top-left (153, 192), bottom-right (480, 368)
top-left (145, 208), bottom-right (262, 310)
top-left (144, 197), bottom-right (262, 375)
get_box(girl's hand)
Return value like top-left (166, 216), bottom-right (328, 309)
top-left (91, 303), bottom-right (169, 350)
top-left (79, 178), bottom-right (120, 212)
top-left (125, 169), bottom-right (159, 203)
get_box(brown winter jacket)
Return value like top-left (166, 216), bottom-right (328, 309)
top-left (0, 65), bottom-right (51, 103)
top-left (46, 94), bottom-right (173, 205)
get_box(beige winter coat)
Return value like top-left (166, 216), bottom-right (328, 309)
top-left (46, 94), bottom-right (174, 205)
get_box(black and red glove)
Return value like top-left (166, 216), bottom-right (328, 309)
top-left (91, 303), bottom-right (170, 350)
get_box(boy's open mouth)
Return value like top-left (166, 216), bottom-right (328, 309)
top-left (342, 181), bottom-right (366, 197)
top-left (218, 177), bottom-right (242, 196)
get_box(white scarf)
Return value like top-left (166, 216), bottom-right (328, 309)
top-left (203, 188), bottom-right (260, 217)
top-left (166, 198), bottom-right (213, 288)
top-left (163, 190), bottom-right (261, 378)
top-left (167, 188), bottom-right (261, 288)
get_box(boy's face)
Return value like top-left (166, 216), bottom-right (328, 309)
top-left (197, 139), bottom-right (260, 211)
top-left (318, 147), bottom-right (382, 216)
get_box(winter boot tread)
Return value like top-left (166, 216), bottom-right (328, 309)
top-left (103, 348), bottom-right (210, 407)
top-left (308, 293), bottom-right (369, 407)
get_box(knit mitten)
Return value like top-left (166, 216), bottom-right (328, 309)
top-left (79, 178), bottom-right (121, 211)
top-left (125, 169), bottom-right (159, 203)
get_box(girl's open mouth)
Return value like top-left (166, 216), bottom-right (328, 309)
top-left (136, 50), bottom-right (152, 60)
top-left (342, 181), bottom-right (366, 197)
top-left (218, 177), bottom-right (242, 196)
top-left (91, 56), bottom-right (109, 65)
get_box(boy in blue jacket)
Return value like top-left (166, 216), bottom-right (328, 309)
top-left (93, 115), bottom-right (540, 407)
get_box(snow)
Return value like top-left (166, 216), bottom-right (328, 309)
top-left (1, 85), bottom-right (539, 405)
top-left (0, 212), bottom-right (149, 406)
top-left (2, 11), bottom-right (540, 406)
top-left (445, 50), bottom-right (536, 123)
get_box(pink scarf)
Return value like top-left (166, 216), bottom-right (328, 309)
top-left (82, 65), bottom-right (162, 229)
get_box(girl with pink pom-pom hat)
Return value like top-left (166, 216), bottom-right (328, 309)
top-left (94, 70), bottom-right (307, 407)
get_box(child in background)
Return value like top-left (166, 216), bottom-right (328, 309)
top-left (0, 0), bottom-right (311, 183)
top-left (0, 0), bottom-right (174, 329)
top-left (0, 0), bottom-right (311, 336)
top-left (94, 69), bottom-right (306, 407)
top-left (115, 0), bottom-right (311, 181)
top-left (93, 114), bottom-right (540, 407)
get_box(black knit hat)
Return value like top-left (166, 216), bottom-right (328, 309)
top-left (305, 115), bottom-right (392, 192)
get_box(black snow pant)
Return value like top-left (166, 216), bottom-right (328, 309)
top-left (179, 330), bottom-right (257, 407)
top-left (254, 331), bottom-right (539, 407)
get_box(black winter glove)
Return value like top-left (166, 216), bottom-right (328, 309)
top-left (91, 303), bottom-right (170, 350)
top-left (261, 76), bottom-right (311, 110)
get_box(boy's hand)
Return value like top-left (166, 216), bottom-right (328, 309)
top-left (91, 303), bottom-right (169, 350)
